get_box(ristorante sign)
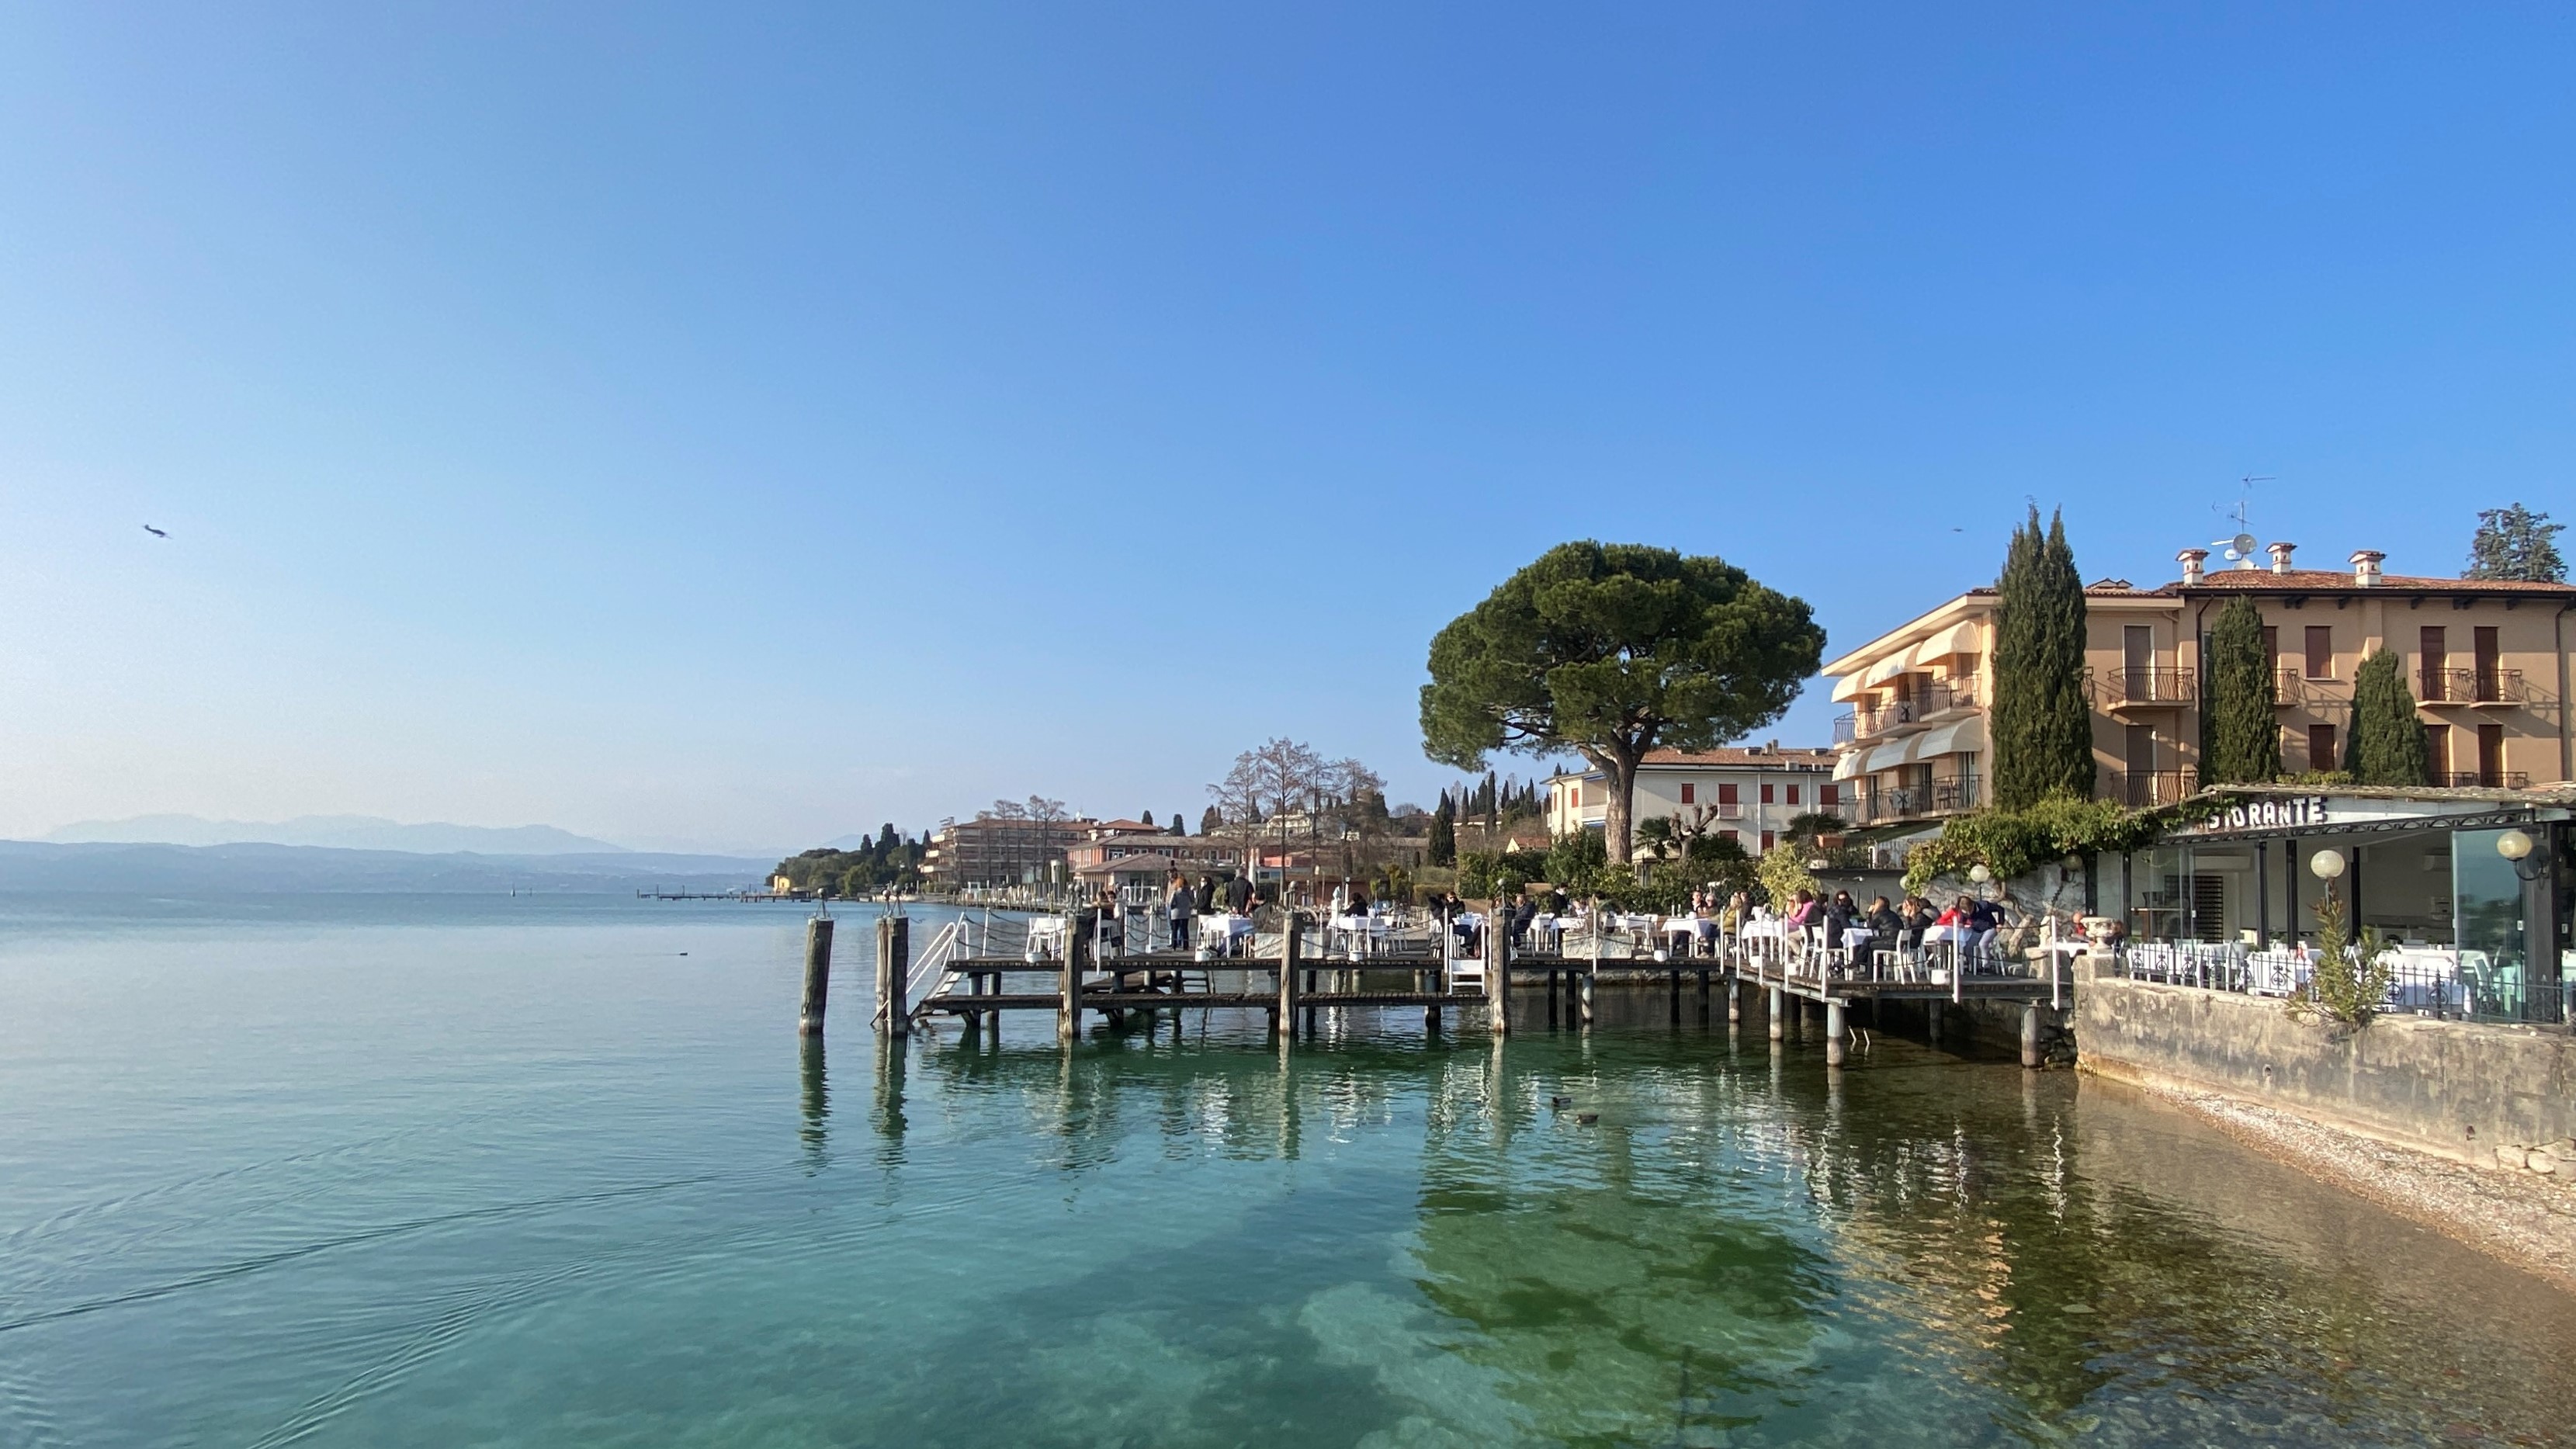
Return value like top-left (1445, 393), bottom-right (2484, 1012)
top-left (2182, 796), bottom-right (2333, 834)
top-left (2176, 794), bottom-right (2537, 837)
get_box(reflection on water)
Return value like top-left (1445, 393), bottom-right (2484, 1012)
top-left (1, 898), bottom-right (2571, 1447)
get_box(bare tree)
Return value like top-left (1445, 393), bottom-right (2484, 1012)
top-left (1209, 740), bottom-right (1390, 894)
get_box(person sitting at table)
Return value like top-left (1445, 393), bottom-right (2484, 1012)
top-left (1902, 896), bottom-right (1938, 933)
top-left (1719, 892), bottom-right (1749, 935)
top-left (1508, 890), bottom-right (1538, 948)
top-left (1822, 890), bottom-right (1859, 952)
top-left (1866, 895), bottom-right (1905, 939)
top-left (1783, 889), bottom-right (1819, 931)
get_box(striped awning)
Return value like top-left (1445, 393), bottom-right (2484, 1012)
top-left (1904, 620), bottom-right (1980, 668)
top-left (1898, 714), bottom-right (1985, 764)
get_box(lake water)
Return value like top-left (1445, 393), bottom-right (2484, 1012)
top-left (3, 893), bottom-right (2572, 1447)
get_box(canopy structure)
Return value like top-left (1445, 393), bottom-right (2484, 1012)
top-left (1829, 672), bottom-right (1868, 703)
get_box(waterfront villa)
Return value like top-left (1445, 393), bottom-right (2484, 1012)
top-left (1545, 744), bottom-right (1842, 853)
top-left (1822, 541), bottom-right (2576, 830)
top-left (1822, 538), bottom-right (2576, 1026)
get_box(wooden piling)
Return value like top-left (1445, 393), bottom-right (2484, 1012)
top-left (1726, 975), bottom-right (1742, 1023)
top-left (875, 915), bottom-right (909, 1037)
top-left (1058, 913), bottom-right (1085, 1045)
top-left (1485, 906), bottom-right (1510, 1036)
top-left (2021, 1003), bottom-right (2041, 1069)
top-left (1768, 983), bottom-right (1785, 1041)
top-left (797, 915), bottom-right (834, 1035)
top-left (1278, 911), bottom-right (1302, 1042)
top-left (1825, 999), bottom-right (1847, 1066)
top-left (1576, 906), bottom-right (1597, 1029)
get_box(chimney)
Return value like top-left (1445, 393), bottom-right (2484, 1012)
top-left (2177, 547), bottom-right (2208, 586)
top-left (2267, 541), bottom-right (2297, 574)
top-left (2350, 549), bottom-right (2385, 587)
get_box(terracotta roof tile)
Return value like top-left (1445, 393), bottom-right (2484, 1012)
top-left (2184, 569), bottom-right (2575, 594)
top-left (1637, 746), bottom-right (1836, 767)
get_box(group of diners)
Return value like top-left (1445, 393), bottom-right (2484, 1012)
top-left (1098, 867), bottom-right (2030, 972)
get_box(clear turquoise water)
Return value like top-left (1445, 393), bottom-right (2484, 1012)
top-left (3, 893), bottom-right (2571, 1447)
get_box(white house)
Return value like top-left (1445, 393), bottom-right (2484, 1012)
top-left (1545, 744), bottom-right (1843, 853)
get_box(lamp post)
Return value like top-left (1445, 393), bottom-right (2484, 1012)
top-left (2497, 827), bottom-right (2547, 882)
top-left (2308, 847), bottom-right (2345, 913)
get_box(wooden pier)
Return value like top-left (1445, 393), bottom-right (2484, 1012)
top-left (837, 910), bottom-right (2078, 1069)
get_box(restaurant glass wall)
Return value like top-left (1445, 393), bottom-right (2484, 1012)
top-left (2129, 844), bottom-right (2188, 943)
top-left (2451, 827), bottom-right (2529, 1021)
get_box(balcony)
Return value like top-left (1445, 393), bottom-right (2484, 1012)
top-left (1850, 775), bottom-right (1982, 825)
top-left (2101, 769), bottom-right (2199, 807)
top-left (2419, 667), bottom-right (2527, 706)
top-left (2272, 668), bottom-right (2350, 706)
top-left (2432, 770), bottom-right (2531, 789)
top-left (1841, 680), bottom-right (1981, 741)
top-left (2091, 667), bottom-right (2196, 708)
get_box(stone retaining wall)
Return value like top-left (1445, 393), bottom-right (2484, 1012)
top-left (2077, 964), bottom-right (2576, 1167)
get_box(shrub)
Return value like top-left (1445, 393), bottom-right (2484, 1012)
top-left (1755, 844), bottom-right (1819, 910)
top-left (2287, 890), bottom-right (2395, 1028)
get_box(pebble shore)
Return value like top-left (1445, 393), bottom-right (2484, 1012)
top-left (2140, 1080), bottom-right (2576, 1294)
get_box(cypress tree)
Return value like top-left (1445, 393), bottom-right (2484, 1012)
top-left (2344, 649), bottom-right (2431, 785)
top-left (1428, 807), bottom-right (1457, 867)
top-left (2199, 595), bottom-right (2282, 783)
top-left (1990, 507), bottom-right (2095, 809)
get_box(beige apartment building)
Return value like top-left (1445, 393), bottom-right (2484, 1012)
top-left (1824, 543), bottom-right (2576, 830)
top-left (1546, 744), bottom-right (1842, 853)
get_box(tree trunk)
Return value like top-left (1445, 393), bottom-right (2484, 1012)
top-left (1600, 751), bottom-right (1642, 864)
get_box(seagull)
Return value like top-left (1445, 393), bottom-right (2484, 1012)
top-left (142, 525), bottom-right (167, 538)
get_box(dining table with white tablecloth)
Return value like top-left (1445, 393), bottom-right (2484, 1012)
top-left (1195, 913), bottom-right (1256, 955)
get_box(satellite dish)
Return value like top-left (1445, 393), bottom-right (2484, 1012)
top-left (2232, 532), bottom-right (2258, 557)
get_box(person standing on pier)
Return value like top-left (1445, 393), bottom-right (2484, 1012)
top-left (1167, 871), bottom-right (1195, 953)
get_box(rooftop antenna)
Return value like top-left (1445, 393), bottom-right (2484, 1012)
top-left (2212, 476), bottom-right (2274, 568)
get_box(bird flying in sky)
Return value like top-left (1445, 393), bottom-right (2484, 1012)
top-left (142, 525), bottom-right (167, 537)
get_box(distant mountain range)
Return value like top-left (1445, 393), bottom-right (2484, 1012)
top-left (0, 840), bottom-right (774, 893)
top-left (41, 814), bottom-right (630, 855)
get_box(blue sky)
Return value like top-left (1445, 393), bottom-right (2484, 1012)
top-left (3, 3), bottom-right (2571, 853)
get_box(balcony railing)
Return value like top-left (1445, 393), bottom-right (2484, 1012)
top-left (2419, 667), bottom-right (2526, 705)
top-left (1843, 680), bottom-right (1981, 741)
top-left (1850, 775), bottom-right (1982, 824)
top-left (2101, 769), bottom-right (2199, 807)
top-left (2271, 667), bottom-right (2352, 705)
top-left (2432, 771), bottom-right (2530, 789)
top-left (2092, 667), bottom-right (2197, 705)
